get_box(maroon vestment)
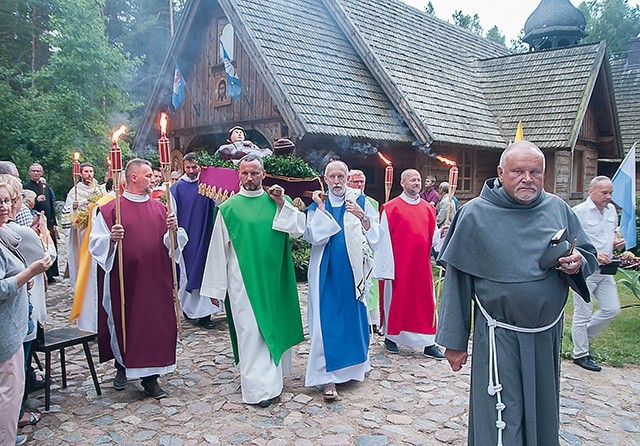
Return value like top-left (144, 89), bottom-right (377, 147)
top-left (380, 197), bottom-right (437, 335)
top-left (97, 197), bottom-right (177, 369)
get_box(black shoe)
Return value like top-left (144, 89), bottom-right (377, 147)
top-left (29, 376), bottom-right (46, 393)
top-left (142, 380), bottom-right (168, 399)
top-left (384, 338), bottom-right (399, 353)
top-left (198, 316), bottom-right (215, 330)
top-left (423, 345), bottom-right (446, 359)
top-left (573, 356), bottom-right (602, 372)
top-left (113, 370), bottom-right (127, 390)
top-left (256, 398), bottom-right (274, 408)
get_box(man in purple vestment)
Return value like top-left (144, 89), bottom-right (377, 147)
top-left (419, 175), bottom-right (439, 205)
top-left (170, 152), bottom-right (220, 329)
top-left (90, 159), bottom-right (186, 400)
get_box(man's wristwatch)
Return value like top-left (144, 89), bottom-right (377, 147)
top-left (360, 215), bottom-right (369, 223)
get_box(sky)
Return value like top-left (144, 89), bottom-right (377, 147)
top-left (400, 0), bottom-right (640, 43)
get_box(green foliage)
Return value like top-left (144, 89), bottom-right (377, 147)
top-left (509, 31), bottom-right (529, 53)
top-left (262, 155), bottom-right (319, 178)
top-left (452, 10), bottom-right (483, 36)
top-left (0, 0), bottom-right (139, 194)
top-left (290, 236), bottom-right (310, 282)
top-left (579, 0), bottom-right (640, 58)
top-left (617, 269), bottom-right (640, 302)
top-left (198, 152), bottom-right (236, 169)
top-left (486, 25), bottom-right (506, 46)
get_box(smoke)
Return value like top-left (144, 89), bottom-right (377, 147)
top-left (350, 142), bottom-right (378, 155)
top-left (412, 140), bottom-right (434, 155)
top-left (108, 112), bottom-right (131, 130)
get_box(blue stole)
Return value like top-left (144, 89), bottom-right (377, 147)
top-left (171, 179), bottom-right (216, 292)
top-left (309, 195), bottom-right (369, 372)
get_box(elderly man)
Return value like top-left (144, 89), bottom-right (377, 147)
top-left (305, 160), bottom-right (380, 401)
top-left (347, 169), bottom-right (381, 334)
top-left (89, 159), bottom-right (186, 399)
top-left (215, 126), bottom-right (273, 161)
top-left (23, 162), bottom-right (60, 283)
top-left (419, 175), bottom-right (439, 205)
top-left (436, 141), bottom-right (598, 446)
top-left (201, 154), bottom-right (305, 408)
top-left (64, 162), bottom-right (106, 289)
top-left (375, 169), bottom-right (446, 358)
top-left (435, 181), bottom-right (457, 227)
top-left (571, 176), bottom-right (625, 372)
top-left (170, 152), bottom-right (220, 329)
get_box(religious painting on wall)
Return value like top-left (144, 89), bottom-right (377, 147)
top-left (213, 75), bottom-right (232, 107)
top-left (171, 149), bottom-right (184, 174)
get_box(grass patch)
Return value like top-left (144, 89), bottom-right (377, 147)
top-left (561, 272), bottom-right (640, 367)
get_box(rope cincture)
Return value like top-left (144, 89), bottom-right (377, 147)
top-left (475, 298), bottom-right (564, 446)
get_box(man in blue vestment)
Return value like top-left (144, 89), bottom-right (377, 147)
top-left (170, 152), bottom-right (220, 329)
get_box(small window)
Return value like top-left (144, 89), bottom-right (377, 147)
top-left (460, 150), bottom-right (472, 191)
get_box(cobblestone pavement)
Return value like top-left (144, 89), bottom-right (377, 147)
top-left (19, 243), bottom-right (640, 446)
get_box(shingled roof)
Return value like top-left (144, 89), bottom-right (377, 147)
top-left (478, 43), bottom-right (612, 150)
top-left (219, 0), bottom-right (413, 142)
top-left (325, 0), bottom-right (510, 149)
top-left (611, 58), bottom-right (640, 155)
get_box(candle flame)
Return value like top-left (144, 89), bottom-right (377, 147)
top-left (436, 155), bottom-right (456, 167)
top-left (73, 151), bottom-right (81, 161)
top-left (160, 113), bottom-right (168, 134)
top-left (112, 125), bottom-right (127, 144)
top-left (377, 152), bottom-right (392, 166)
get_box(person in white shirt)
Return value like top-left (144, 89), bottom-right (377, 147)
top-left (571, 175), bottom-right (625, 372)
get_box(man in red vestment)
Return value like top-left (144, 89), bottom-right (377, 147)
top-left (89, 159), bottom-right (185, 399)
top-left (374, 169), bottom-right (447, 358)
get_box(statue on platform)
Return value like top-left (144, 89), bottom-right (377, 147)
top-left (215, 126), bottom-right (272, 161)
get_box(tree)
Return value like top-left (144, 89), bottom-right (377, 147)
top-left (0, 0), bottom-right (138, 194)
top-left (486, 25), bottom-right (506, 46)
top-left (579, 0), bottom-right (640, 58)
top-left (452, 10), bottom-right (483, 36)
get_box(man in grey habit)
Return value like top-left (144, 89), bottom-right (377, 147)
top-left (436, 141), bottom-right (598, 446)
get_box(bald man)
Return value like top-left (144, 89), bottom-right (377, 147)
top-left (436, 141), bottom-right (598, 446)
top-left (374, 169), bottom-right (446, 359)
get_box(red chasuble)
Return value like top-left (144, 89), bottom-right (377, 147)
top-left (97, 197), bottom-right (177, 368)
top-left (381, 197), bottom-right (437, 335)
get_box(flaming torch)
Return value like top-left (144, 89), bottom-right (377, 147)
top-left (434, 155), bottom-right (458, 323)
top-left (72, 150), bottom-right (81, 203)
top-left (378, 152), bottom-right (393, 202)
top-left (111, 125), bottom-right (127, 352)
top-left (158, 113), bottom-right (182, 338)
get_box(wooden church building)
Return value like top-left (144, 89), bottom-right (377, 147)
top-left (136, 0), bottom-right (625, 204)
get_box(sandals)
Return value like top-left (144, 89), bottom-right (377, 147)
top-left (18, 411), bottom-right (42, 428)
top-left (323, 383), bottom-right (338, 401)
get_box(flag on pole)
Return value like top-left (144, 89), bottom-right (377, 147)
top-left (514, 121), bottom-right (524, 142)
top-left (172, 60), bottom-right (186, 109)
top-left (612, 142), bottom-right (637, 250)
top-left (219, 39), bottom-right (242, 100)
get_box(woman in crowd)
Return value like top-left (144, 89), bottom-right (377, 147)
top-left (0, 181), bottom-right (52, 444)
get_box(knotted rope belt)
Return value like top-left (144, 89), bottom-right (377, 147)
top-left (474, 297), bottom-right (564, 446)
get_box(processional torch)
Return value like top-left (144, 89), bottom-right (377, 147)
top-left (378, 152), bottom-right (393, 203)
top-left (158, 113), bottom-right (182, 338)
top-left (72, 151), bottom-right (81, 202)
top-left (434, 157), bottom-right (458, 324)
top-left (110, 126), bottom-right (128, 352)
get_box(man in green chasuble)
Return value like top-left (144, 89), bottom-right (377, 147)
top-left (201, 154), bottom-right (305, 407)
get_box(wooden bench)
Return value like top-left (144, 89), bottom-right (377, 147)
top-left (32, 327), bottom-right (102, 411)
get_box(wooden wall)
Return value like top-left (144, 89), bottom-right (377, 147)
top-left (172, 7), bottom-right (285, 150)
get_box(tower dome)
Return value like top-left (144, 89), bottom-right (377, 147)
top-left (523, 0), bottom-right (587, 51)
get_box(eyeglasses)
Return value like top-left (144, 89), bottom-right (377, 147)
top-left (0, 198), bottom-right (12, 206)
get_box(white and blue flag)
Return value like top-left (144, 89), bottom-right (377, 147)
top-left (612, 142), bottom-right (637, 250)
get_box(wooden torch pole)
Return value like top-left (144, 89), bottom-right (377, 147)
top-left (158, 113), bottom-right (182, 339)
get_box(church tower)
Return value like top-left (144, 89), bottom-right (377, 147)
top-left (523, 0), bottom-right (587, 51)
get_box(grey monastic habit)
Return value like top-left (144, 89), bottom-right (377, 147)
top-left (436, 179), bottom-right (597, 446)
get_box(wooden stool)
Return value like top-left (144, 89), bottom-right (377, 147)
top-left (32, 327), bottom-right (102, 410)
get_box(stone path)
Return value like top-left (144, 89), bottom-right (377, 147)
top-left (19, 243), bottom-right (640, 445)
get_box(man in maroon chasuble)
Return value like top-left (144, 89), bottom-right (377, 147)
top-left (374, 169), bottom-right (447, 358)
top-left (89, 159), bottom-right (187, 399)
